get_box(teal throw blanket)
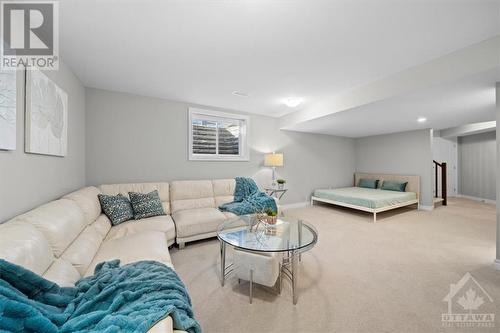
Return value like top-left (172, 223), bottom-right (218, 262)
top-left (0, 259), bottom-right (201, 333)
top-left (219, 177), bottom-right (277, 215)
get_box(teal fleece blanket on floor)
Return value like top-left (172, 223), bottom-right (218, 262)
top-left (0, 259), bottom-right (201, 333)
top-left (219, 177), bottom-right (277, 215)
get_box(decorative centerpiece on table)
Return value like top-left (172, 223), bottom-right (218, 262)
top-left (276, 178), bottom-right (286, 190)
top-left (263, 208), bottom-right (278, 225)
top-left (256, 207), bottom-right (278, 225)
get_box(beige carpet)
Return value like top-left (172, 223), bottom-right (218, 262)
top-left (170, 198), bottom-right (500, 333)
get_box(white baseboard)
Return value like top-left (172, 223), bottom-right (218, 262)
top-left (494, 259), bottom-right (500, 271)
top-left (418, 205), bottom-right (434, 211)
top-left (456, 194), bottom-right (496, 205)
top-left (281, 201), bottom-right (310, 210)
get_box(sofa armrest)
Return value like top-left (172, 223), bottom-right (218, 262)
top-left (147, 315), bottom-right (174, 333)
top-left (147, 315), bottom-right (189, 333)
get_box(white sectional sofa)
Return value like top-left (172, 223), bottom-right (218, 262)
top-left (0, 184), bottom-right (181, 333)
top-left (0, 178), bottom-right (276, 332)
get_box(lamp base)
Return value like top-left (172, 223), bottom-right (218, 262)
top-left (271, 167), bottom-right (276, 188)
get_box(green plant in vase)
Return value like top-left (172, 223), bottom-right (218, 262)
top-left (264, 207), bottom-right (278, 224)
top-left (276, 178), bottom-right (286, 189)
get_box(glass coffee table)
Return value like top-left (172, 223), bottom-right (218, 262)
top-left (217, 214), bottom-right (318, 304)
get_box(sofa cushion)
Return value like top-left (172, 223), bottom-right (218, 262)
top-left (14, 199), bottom-right (87, 257)
top-left (0, 222), bottom-right (54, 275)
top-left (222, 211), bottom-right (237, 219)
top-left (129, 190), bottom-right (165, 219)
top-left (93, 214), bottom-right (113, 239)
top-left (212, 179), bottom-right (235, 207)
top-left (170, 180), bottom-right (215, 213)
top-left (84, 231), bottom-right (173, 277)
top-left (100, 182), bottom-right (171, 215)
top-left (172, 207), bottom-right (226, 238)
top-left (98, 193), bottom-right (134, 225)
top-left (61, 216), bottom-right (111, 275)
top-left (42, 258), bottom-right (81, 287)
top-left (63, 186), bottom-right (102, 225)
top-left (105, 215), bottom-right (176, 244)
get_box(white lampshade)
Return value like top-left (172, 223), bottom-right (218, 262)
top-left (264, 153), bottom-right (284, 167)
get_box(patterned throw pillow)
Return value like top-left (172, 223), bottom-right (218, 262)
top-left (98, 194), bottom-right (134, 226)
top-left (128, 190), bottom-right (165, 219)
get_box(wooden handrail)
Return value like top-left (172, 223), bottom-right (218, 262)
top-left (442, 162), bottom-right (447, 206)
top-left (433, 160), bottom-right (447, 206)
top-left (435, 162), bottom-right (438, 197)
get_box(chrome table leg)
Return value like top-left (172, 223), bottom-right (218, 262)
top-left (220, 241), bottom-right (226, 286)
top-left (298, 220), bottom-right (303, 262)
top-left (249, 269), bottom-right (253, 304)
top-left (292, 251), bottom-right (299, 305)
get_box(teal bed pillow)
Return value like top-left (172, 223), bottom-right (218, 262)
top-left (129, 190), bottom-right (165, 219)
top-left (381, 180), bottom-right (408, 192)
top-left (358, 178), bottom-right (379, 189)
top-left (98, 193), bottom-right (134, 225)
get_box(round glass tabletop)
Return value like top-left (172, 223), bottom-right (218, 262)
top-left (217, 214), bottom-right (318, 253)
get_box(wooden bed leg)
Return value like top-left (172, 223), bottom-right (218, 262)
top-left (310, 197), bottom-right (314, 206)
top-left (373, 212), bottom-right (377, 223)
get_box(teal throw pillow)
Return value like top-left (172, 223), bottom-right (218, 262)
top-left (358, 178), bottom-right (379, 189)
top-left (129, 190), bottom-right (165, 219)
top-left (381, 180), bottom-right (408, 192)
top-left (98, 193), bottom-right (134, 225)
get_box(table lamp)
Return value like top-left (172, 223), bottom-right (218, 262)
top-left (264, 152), bottom-right (284, 187)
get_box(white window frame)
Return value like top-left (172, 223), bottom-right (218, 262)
top-left (188, 107), bottom-right (250, 161)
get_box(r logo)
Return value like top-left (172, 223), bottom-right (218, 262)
top-left (2, 2), bottom-right (54, 55)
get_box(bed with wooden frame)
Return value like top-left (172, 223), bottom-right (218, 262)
top-left (311, 173), bottom-right (420, 222)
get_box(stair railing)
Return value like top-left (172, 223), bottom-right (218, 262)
top-left (433, 160), bottom-right (447, 206)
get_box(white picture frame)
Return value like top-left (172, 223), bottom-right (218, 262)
top-left (25, 68), bottom-right (68, 157)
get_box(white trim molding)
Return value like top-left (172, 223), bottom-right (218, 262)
top-left (280, 201), bottom-right (310, 210)
top-left (456, 194), bottom-right (496, 205)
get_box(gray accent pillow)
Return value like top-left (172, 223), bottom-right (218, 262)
top-left (128, 190), bottom-right (165, 219)
top-left (358, 178), bottom-right (379, 189)
top-left (98, 193), bottom-right (134, 225)
top-left (381, 180), bottom-right (408, 192)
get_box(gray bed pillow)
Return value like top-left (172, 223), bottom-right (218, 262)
top-left (381, 180), bottom-right (408, 192)
top-left (358, 178), bottom-right (379, 189)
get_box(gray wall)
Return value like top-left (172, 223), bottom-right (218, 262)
top-left (354, 129), bottom-right (434, 207)
top-left (458, 131), bottom-right (496, 201)
top-left (0, 62), bottom-right (86, 222)
top-left (85, 88), bottom-right (356, 204)
top-left (495, 82), bottom-right (499, 266)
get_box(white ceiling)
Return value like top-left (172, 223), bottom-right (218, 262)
top-left (288, 68), bottom-right (500, 137)
top-left (60, 0), bottom-right (500, 122)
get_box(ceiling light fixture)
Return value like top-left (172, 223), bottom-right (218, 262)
top-left (417, 117), bottom-right (427, 123)
top-left (232, 91), bottom-right (249, 97)
top-left (283, 97), bottom-right (303, 108)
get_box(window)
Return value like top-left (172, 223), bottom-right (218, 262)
top-left (189, 108), bottom-right (249, 161)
